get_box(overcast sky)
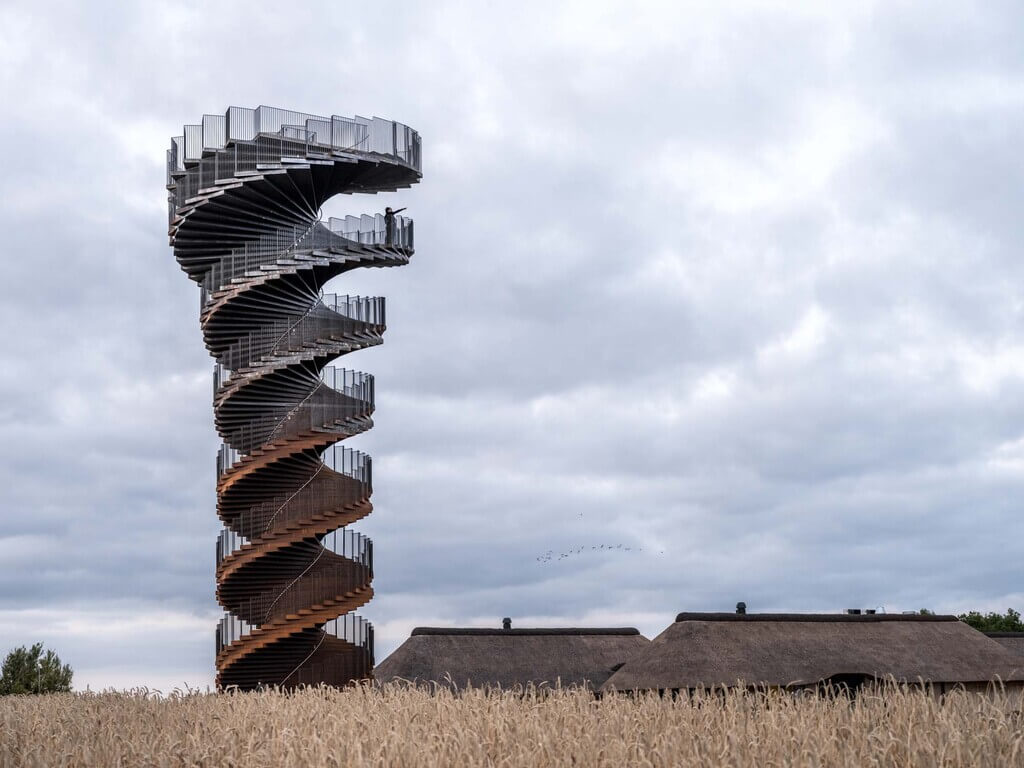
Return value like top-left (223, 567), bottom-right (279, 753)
top-left (0, 0), bottom-right (1022, 690)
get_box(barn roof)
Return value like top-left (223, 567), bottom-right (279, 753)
top-left (986, 632), bottom-right (1024, 657)
top-left (602, 613), bottom-right (1024, 692)
top-left (374, 627), bottom-right (649, 690)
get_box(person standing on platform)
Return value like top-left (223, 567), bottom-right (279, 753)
top-left (384, 206), bottom-right (407, 245)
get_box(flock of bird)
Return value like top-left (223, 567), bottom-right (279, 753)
top-left (536, 544), bottom-right (647, 564)
top-left (534, 512), bottom-right (666, 563)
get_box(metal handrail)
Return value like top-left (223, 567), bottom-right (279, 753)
top-left (279, 630), bottom-right (328, 686)
top-left (263, 462), bottom-right (326, 535)
top-left (327, 214), bottom-right (413, 249)
top-left (269, 293), bottom-right (323, 358)
top-left (265, 381), bottom-right (324, 444)
top-left (287, 217), bottom-right (319, 254)
top-left (261, 529), bottom-right (372, 625)
top-left (262, 546), bottom-right (328, 625)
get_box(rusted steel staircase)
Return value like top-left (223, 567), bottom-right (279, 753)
top-left (168, 106), bottom-right (420, 690)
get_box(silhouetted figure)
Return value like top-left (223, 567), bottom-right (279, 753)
top-left (384, 206), bottom-right (407, 245)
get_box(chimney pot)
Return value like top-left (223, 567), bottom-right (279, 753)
top-left (736, 602), bottom-right (746, 615)
top-left (502, 617), bottom-right (511, 630)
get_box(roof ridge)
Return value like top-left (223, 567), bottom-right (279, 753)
top-left (410, 627), bottom-right (641, 636)
top-left (674, 612), bottom-right (959, 623)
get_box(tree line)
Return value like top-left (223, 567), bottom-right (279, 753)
top-left (955, 607), bottom-right (1023, 632)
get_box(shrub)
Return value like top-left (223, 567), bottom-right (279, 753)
top-left (0, 643), bottom-right (73, 695)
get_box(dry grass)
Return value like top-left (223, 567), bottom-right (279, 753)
top-left (2, 683), bottom-right (1022, 767)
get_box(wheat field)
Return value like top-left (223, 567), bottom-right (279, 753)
top-left (1, 683), bottom-right (1021, 767)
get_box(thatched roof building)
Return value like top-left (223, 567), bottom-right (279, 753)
top-left (374, 626), bottom-right (649, 690)
top-left (602, 613), bottom-right (1024, 693)
top-left (987, 632), bottom-right (1024, 657)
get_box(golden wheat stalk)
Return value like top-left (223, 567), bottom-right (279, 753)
top-left (2, 682), bottom-right (1022, 767)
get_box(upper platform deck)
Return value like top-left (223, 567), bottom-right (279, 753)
top-left (169, 105), bottom-right (421, 178)
top-left (167, 105), bottom-right (421, 225)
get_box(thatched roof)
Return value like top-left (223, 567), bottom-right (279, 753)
top-left (602, 613), bottom-right (1024, 692)
top-left (374, 627), bottom-right (649, 690)
top-left (986, 632), bottom-right (1024, 657)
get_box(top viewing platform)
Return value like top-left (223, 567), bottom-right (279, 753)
top-left (166, 107), bottom-right (422, 230)
top-left (168, 105), bottom-right (421, 179)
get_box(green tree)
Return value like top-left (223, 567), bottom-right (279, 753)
top-left (958, 608), bottom-right (1024, 632)
top-left (0, 643), bottom-right (73, 695)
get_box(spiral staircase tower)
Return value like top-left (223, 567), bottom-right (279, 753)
top-left (167, 106), bottom-right (421, 690)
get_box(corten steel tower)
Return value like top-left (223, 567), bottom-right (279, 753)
top-left (167, 106), bottom-right (421, 690)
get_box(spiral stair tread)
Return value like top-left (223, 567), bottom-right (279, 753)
top-left (215, 630), bottom-right (370, 690)
top-left (216, 479), bottom-right (371, 531)
top-left (216, 587), bottom-right (373, 668)
top-left (213, 344), bottom-right (384, 402)
top-left (215, 449), bottom-right (369, 501)
top-left (217, 507), bottom-right (372, 581)
top-left (216, 532), bottom-right (372, 593)
top-left (214, 381), bottom-right (374, 439)
top-left (198, 250), bottom-right (409, 326)
top-left (216, 425), bottom-right (372, 492)
top-left (171, 152), bottom-right (415, 255)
